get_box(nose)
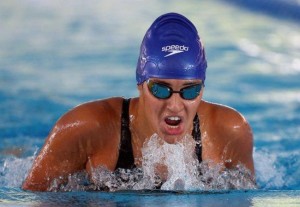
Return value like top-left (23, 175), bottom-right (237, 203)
top-left (166, 92), bottom-right (184, 113)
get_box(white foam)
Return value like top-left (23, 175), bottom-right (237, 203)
top-left (0, 135), bottom-right (269, 191)
top-left (84, 134), bottom-right (257, 192)
top-left (0, 156), bottom-right (34, 187)
top-left (138, 134), bottom-right (201, 190)
top-left (254, 148), bottom-right (286, 189)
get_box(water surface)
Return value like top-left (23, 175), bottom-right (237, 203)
top-left (0, 0), bottom-right (300, 205)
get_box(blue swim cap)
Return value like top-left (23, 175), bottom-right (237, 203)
top-left (136, 13), bottom-right (207, 85)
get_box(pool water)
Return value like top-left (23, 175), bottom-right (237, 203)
top-left (1, 188), bottom-right (300, 207)
top-left (1, 0), bottom-right (300, 206)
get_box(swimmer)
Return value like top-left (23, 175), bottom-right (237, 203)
top-left (22, 13), bottom-right (255, 191)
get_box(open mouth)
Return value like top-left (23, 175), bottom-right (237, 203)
top-left (165, 116), bottom-right (181, 127)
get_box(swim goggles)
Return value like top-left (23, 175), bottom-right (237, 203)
top-left (147, 80), bottom-right (202, 100)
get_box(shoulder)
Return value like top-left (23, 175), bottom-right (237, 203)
top-left (41, 97), bottom-right (127, 160)
top-left (200, 100), bottom-right (254, 173)
top-left (200, 100), bottom-right (251, 134)
top-left (47, 97), bottom-right (126, 146)
top-left (56, 97), bottom-right (124, 126)
top-left (200, 100), bottom-right (254, 170)
top-left (199, 100), bottom-right (253, 153)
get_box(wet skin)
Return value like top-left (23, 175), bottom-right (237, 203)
top-left (22, 79), bottom-right (254, 191)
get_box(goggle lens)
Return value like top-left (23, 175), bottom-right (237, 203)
top-left (147, 81), bottom-right (202, 100)
top-left (182, 84), bottom-right (202, 99)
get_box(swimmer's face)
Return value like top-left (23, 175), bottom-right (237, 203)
top-left (139, 78), bottom-right (203, 144)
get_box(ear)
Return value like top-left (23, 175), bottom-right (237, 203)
top-left (137, 83), bottom-right (143, 94)
top-left (199, 87), bottom-right (204, 100)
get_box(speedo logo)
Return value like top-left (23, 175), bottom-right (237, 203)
top-left (162, 45), bottom-right (189, 57)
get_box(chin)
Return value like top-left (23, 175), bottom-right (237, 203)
top-left (162, 134), bottom-right (184, 144)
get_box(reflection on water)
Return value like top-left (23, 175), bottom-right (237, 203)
top-left (252, 193), bottom-right (300, 207)
top-left (1, 188), bottom-right (300, 207)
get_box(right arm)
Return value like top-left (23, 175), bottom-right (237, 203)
top-left (22, 98), bottom-right (122, 191)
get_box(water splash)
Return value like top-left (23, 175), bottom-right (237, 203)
top-left (137, 134), bottom-right (201, 191)
top-left (49, 134), bottom-right (256, 192)
top-left (138, 134), bottom-right (256, 191)
top-left (0, 156), bottom-right (34, 187)
top-left (2, 134), bottom-right (295, 192)
top-left (253, 148), bottom-right (300, 190)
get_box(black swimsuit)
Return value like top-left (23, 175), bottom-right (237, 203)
top-left (116, 98), bottom-right (202, 169)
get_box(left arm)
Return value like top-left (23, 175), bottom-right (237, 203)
top-left (221, 112), bottom-right (255, 176)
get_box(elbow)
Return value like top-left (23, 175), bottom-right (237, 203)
top-left (22, 182), bottom-right (48, 192)
top-left (22, 176), bottom-right (49, 192)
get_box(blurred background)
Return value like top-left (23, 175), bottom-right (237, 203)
top-left (0, 0), bottom-right (299, 190)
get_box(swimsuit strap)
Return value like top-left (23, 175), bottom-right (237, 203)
top-left (192, 114), bottom-right (202, 163)
top-left (115, 98), bottom-right (135, 169)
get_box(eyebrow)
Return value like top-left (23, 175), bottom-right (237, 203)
top-left (152, 79), bottom-right (202, 86)
top-left (182, 81), bottom-right (202, 86)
